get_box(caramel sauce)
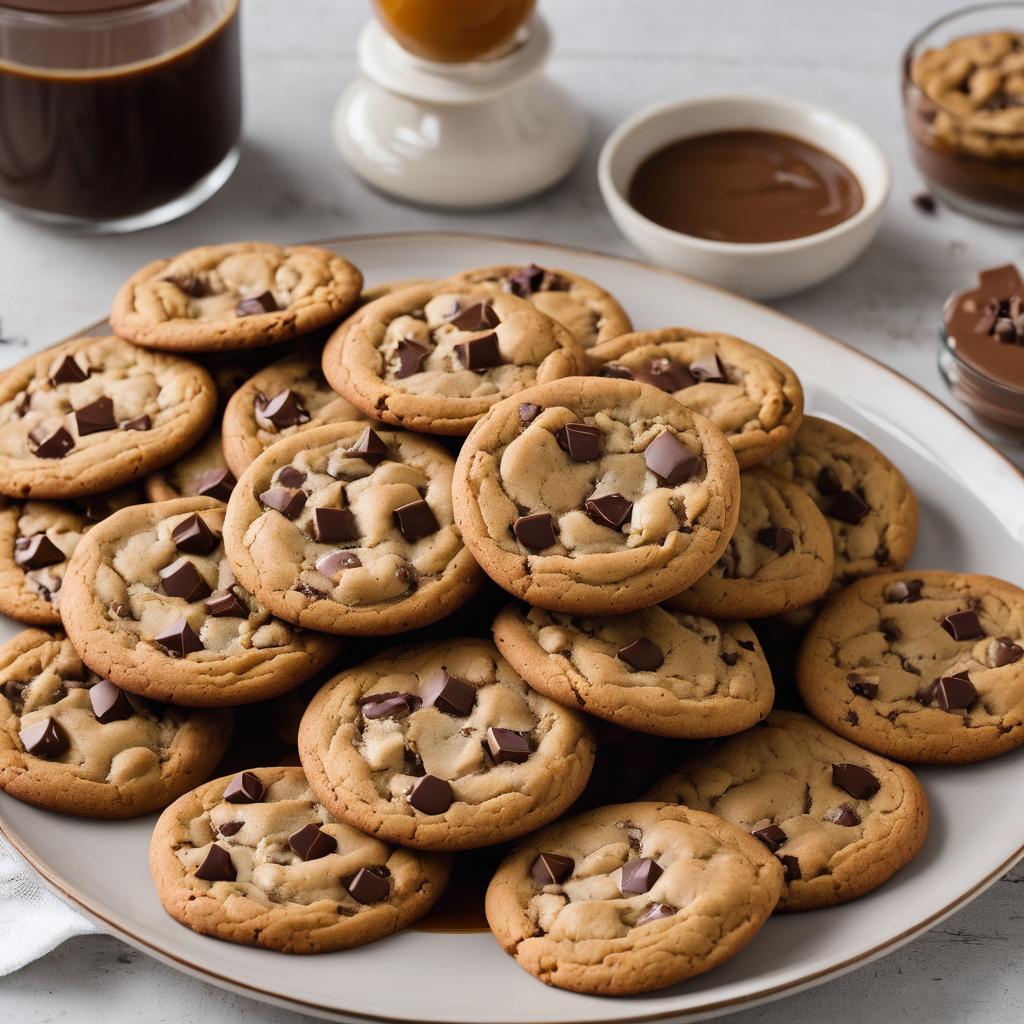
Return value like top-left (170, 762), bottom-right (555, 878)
top-left (628, 130), bottom-right (864, 244)
top-left (374, 0), bottom-right (535, 64)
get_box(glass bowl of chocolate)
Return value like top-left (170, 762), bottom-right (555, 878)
top-left (941, 264), bottom-right (1024, 430)
top-left (904, 4), bottom-right (1024, 225)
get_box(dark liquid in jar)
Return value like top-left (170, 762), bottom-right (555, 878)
top-left (628, 129), bottom-right (864, 244)
top-left (0, 4), bottom-right (241, 220)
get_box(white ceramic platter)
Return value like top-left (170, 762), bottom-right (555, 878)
top-left (2, 233), bottom-right (1023, 1024)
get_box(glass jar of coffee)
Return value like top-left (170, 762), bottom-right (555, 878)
top-left (0, 0), bottom-right (241, 232)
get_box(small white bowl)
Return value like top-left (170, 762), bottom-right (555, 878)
top-left (598, 92), bottom-right (891, 300)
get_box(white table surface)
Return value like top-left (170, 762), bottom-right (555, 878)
top-left (2, 1), bottom-right (1024, 1021)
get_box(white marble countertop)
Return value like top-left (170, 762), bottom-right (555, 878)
top-left (2, 0), bottom-right (1024, 1021)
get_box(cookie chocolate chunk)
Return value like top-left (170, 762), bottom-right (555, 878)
top-left (453, 377), bottom-right (740, 614)
top-left (297, 639), bottom-right (596, 850)
top-left (0, 489), bottom-right (140, 625)
top-left (0, 335), bottom-right (216, 499)
top-left (149, 766), bottom-right (450, 952)
top-left (485, 802), bottom-right (783, 995)
top-left (221, 352), bottom-right (362, 478)
top-left (111, 242), bottom-right (363, 352)
top-left (647, 711), bottom-right (929, 910)
top-left (59, 497), bottom-right (339, 706)
top-left (762, 416), bottom-right (919, 589)
top-left (445, 263), bottom-right (632, 349)
top-left (0, 629), bottom-right (230, 817)
top-left (666, 468), bottom-right (834, 619)
top-left (322, 283), bottom-right (586, 435)
top-left (222, 423), bottom-right (484, 636)
top-left (493, 603), bottom-right (773, 738)
top-left (588, 327), bottom-right (804, 468)
top-left (144, 426), bottom-right (232, 503)
top-left (797, 571), bottom-right (1024, 763)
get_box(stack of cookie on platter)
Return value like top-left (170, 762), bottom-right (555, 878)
top-left (0, 240), bottom-right (1021, 997)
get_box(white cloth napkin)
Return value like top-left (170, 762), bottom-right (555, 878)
top-left (0, 833), bottom-right (98, 975)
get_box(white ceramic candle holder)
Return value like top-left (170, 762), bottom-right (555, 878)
top-left (332, 14), bottom-right (586, 208)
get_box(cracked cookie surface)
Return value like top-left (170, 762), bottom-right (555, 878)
top-left (445, 263), bottom-right (632, 349)
top-left (493, 603), bottom-right (773, 738)
top-left (0, 628), bottom-right (230, 817)
top-left (0, 488), bottom-right (142, 625)
top-left (111, 242), bottom-right (362, 353)
top-left (485, 801), bottom-right (782, 995)
top-left (453, 377), bottom-right (740, 614)
top-left (762, 416), bottom-right (918, 588)
top-left (0, 335), bottom-right (217, 500)
top-left (798, 571), bottom-right (1024, 763)
top-left (647, 711), bottom-right (928, 910)
top-left (221, 352), bottom-right (361, 478)
top-left (297, 638), bottom-right (596, 851)
top-left (223, 423), bottom-right (484, 636)
top-left (149, 766), bottom-right (450, 953)
top-left (588, 328), bottom-right (803, 468)
top-left (60, 497), bottom-right (339, 706)
top-left (666, 468), bottom-right (834, 620)
top-left (322, 283), bottom-right (586, 435)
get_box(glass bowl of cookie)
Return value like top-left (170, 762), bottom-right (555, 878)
top-left (940, 262), bottom-right (1024, 431)
top-left (903, 3), bottom-right (1024, 224)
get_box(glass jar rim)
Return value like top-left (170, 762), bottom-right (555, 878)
top-left (1, 2), bottom-right (160, 14)
top-left (0, 0), bottom-right (238, 75)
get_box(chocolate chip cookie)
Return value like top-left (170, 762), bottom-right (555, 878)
top-left (223, 423), bottom-right (483, 636)
top-left (666, 468), bottom-right (834, 620)
top-left (492, 603), bottom-right (773, 738)
top-left (647, 711), bottom-right (929, 911)
top-left (485, 801), bottom-right (783, 995)
top-left (144, 426), bottom-right (234, 502)
top-left (445, 263), bottom-right (632, 349)
top-left (111, 242), bottom-right (363, 352)
top-left (322, 283), bottom-right (586, 435)
top-left (453, 376), bottom-right (740, 614)
top-left (910, 31), bottom-right (1024, 160)
top-left (150, 766), bottom-right (450, 952)
top-left (60, 497), bottom-right (339, 706)
top-left (0, 335), bottom-right (217, 499)
top-left (297, 638), bottom-right (596, 851)
top-left (0, 628), bottom-right (230, 817)
top-left (762, 416), bottom-right (919, 588)
top-left (0, 488), bottom-right (142, 625)
top-left (588, 327), bottom-right (804, 468)
top-left (220, 352), bottom-right (361, 478)
top-left (798, 571), bottom-right (1024, 764)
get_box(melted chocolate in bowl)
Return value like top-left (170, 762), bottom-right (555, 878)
top-left (0, 0), bottom-right (241, 223)
top-left (945, 264), bottom-right (1024, 388)
top-left (628, 129), bottom-right (864, 244)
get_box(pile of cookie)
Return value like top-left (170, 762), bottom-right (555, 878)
top-left (1, 241), bottom-right (1022, 997)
